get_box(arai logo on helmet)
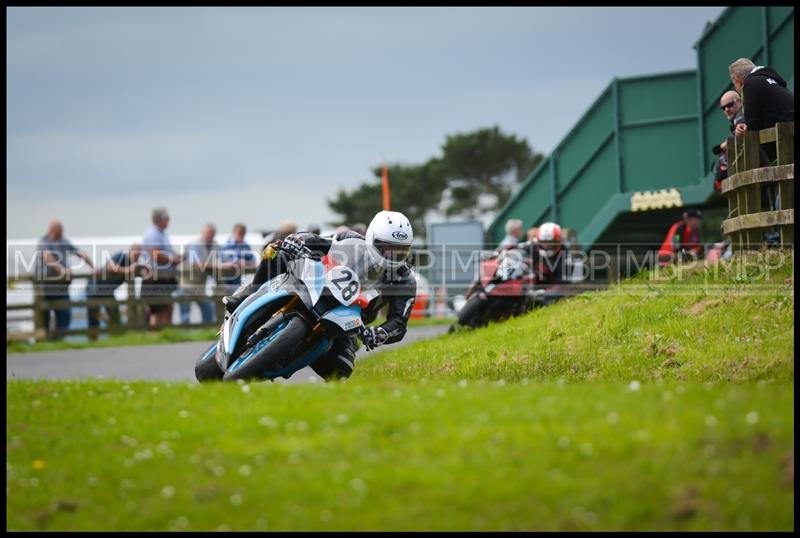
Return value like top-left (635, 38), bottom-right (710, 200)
top-left (392, 231), bottom-right (408, 240)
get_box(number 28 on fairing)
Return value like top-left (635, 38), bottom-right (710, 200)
top-left (325, 265), bottom-right (362, 306)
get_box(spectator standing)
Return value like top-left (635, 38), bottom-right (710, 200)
top-left (499, 218), bottom-right (524, 249)
top-left (141, 207), bottom-right (183, 328)
top-left (712, 90), bottom-right (744, 193)
top-left (219, 223), bottom-right (258, 296)
top-left (729, 58), bottom-right (793, 243)
top-left (35, 220), bottom-right (94, 337)
top-left (178, 223), bottom-right (220, 325)
top-left (657, 209), bottom-right (703, 267)
top-left (350, 222), bottom-right (367, 236)
top-left (729, 57), bottom-right (794, 165)
top-left (86, 243), bottom-right (147, 337)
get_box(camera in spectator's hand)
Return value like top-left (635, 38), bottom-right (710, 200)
top-left (712, 144), bottom-right (724, 155)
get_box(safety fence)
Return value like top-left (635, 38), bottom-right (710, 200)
top-left (6, 267), bottom-right (257, 342)
top-left (722, 122), bottom-right (794, 252)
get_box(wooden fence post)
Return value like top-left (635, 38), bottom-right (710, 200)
top-left (775, 123), bottom-right (795, 246)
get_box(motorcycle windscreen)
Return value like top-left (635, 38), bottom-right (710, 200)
top-left (327, 237), bottom-right (384, 292)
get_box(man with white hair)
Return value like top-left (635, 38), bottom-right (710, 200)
top-left (499, 218), bottom-right (524, 249)
top-left (728, 58), bottom-right (793, 241)
top-left (728, 57), bottom-right (794, 164)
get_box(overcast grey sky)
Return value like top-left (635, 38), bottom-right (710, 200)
top-left (7, 6), bottom-right (726, 239)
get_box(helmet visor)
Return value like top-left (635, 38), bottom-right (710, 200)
top-left (373, 239), bottom-right (411, 263)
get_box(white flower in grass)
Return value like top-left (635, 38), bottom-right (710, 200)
top-left (170, 517), bottom-right (189, 530)
top-left (746, 411), bottom-right (759, 425)
top-left (32, 400), bottom-right (41, 407)
top-left (161, 485), bottom-right (175, 499)
top-left (87, 476), bottom-right (98, 487)
top-left (349, 477), bottom-right (366, 493)
top-left (557, 437), bottom-right (570, 449)
top-left (258, 416), bottom-right (277, 428)
top-left (238, 465), bottom-right (252, 477)
top-left (606, 412), bottom-right (620, 424)
top-left (662, 391), bottom-right (673, 401)
top-left (705, 415), bottom-right (718, 428)
top-left (626, 380), bottom-right (641, 392)
top-left (229, 493), bottom-right (244, 506)
top-left (240, 384), bottom-right (251, 393)
top-left (178, 410), bottom-right (189, 418)
top-left (458, 380), bottom-right (468, 388)
top-left (335, 414), bottom-right (349, 424)
top-left (435, 389), bottom-right (446, 398)
top-left (213, 466), bottom-right (225, 477)
top-left (296, 421), bottom-right (308, 432)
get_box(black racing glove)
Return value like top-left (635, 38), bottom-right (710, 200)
top-left (361, 326), bottom-right (389, 351)
top-left (279, 235), bottom-right (312, 260)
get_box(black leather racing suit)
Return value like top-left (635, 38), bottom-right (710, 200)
top-left (243, 230), bottom-right (417, 380)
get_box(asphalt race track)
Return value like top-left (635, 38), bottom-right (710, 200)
top-left (6, 325), bottom-right (450, 384)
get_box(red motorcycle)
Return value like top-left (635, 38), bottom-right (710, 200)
top-left (452, 247), bottom-right (539, 330)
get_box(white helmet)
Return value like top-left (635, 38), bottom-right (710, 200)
top-left (536, 222), bottom-right (563, 257)
top-left (365, 210), bottom-right (414, 270)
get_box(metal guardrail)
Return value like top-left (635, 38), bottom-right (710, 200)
top-left (722, 122), bottom-right (794, 252)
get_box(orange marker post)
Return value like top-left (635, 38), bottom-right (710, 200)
top-left (381, 162), bottom-right (390, 210)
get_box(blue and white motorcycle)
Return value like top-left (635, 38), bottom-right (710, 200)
top-left (194, 240), bottom-right (379, 382)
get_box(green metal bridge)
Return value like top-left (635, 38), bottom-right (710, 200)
top-left (489, 6), bottom-right (794, 255)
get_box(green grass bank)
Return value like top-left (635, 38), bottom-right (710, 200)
top-left (6, 251), bottom-right (794, 530)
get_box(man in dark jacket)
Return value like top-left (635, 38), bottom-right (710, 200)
top-left (729, 58), bottom-right (794, 164)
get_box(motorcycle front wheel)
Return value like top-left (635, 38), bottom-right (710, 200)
top-left (222, 315), bottom-right (309, 382)
top-left (194, 342), bottom-right (223, 382)
top-left (457, 294), bottom-right (490, 329)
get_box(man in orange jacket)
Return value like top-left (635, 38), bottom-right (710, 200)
top-left (657, 209), bottom-right (703, 266)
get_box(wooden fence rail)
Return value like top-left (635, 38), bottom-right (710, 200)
top-left (722, 122), bottom-right (794, 252)
top-left (7, 266), bottom-right (258, 342)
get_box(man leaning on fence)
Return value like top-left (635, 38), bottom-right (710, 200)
top-left (35, 219), bottom-right (94, 338)
top-left (728, 58), bottom-right (794, 244)
top-left (177, 223), bottom-right (220, 325)
top-left (86, 243), bottom-right (148, 338)
top-left (141, 207), bottom-right (184, 328)
top-left (711, 90), bottom-right (744, 194)
top-left (219, 223), bottom-right (258, 296)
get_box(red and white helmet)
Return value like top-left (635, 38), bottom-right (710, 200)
top-left (536, 222), bottom-right (562, 256)
top-left (365, 210), bottom-right (414, 270)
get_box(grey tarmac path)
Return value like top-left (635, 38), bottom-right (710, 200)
top-left (6, 325), bottom-right (451, 384)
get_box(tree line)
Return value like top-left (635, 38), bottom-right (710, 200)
top-left (327, 125), bottom-right (544, 237)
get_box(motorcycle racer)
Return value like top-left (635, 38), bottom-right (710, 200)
top-left (222, 210), bottom-right (417, 380)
